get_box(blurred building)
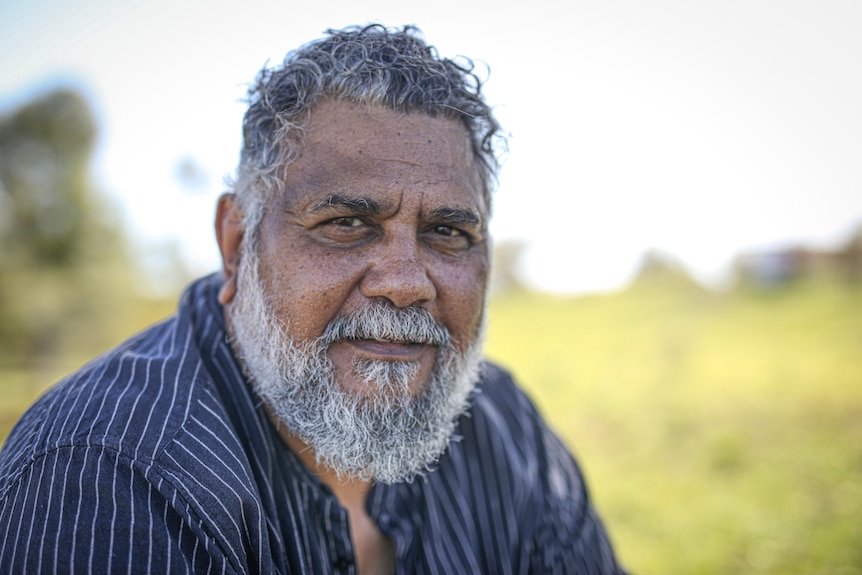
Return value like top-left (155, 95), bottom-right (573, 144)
top-left (734, 225), bottom-right (862, 288)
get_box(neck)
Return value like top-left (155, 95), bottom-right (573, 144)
top-left (275, 417), bottom-right (374, 502)
top-left (270, 413), bottom-right (396, 575)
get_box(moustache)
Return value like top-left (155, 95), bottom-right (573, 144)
top-left (319, 302), bottom-right (451, 347)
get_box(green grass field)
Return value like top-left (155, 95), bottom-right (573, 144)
top-left (1, 277), bottom-right (860, 574)
top-left (484, 278), bottom-right (862, 574)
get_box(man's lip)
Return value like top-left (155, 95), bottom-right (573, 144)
top-left (340, 338), bottom-right (430, 361)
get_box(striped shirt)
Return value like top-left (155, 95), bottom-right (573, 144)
top-left (0, 274), bottom-right (626, 574)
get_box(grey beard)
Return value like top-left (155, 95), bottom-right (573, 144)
top-left (228, 248), bottom-right (484, 484)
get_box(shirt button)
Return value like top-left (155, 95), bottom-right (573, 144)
top-left (333, 556), bottom-right (353, 571)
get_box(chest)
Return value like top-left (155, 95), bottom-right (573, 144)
top-left (260, 474), bottom-right (530, 574)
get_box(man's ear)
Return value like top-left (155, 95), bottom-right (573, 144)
top-left (215, 193), bottom-right (244, 305)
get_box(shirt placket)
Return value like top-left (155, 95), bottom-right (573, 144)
top-left (319, 490), bottom-right (357, 574)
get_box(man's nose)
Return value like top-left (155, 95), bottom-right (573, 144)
top-left (359, 230), bottom-right (436, 308)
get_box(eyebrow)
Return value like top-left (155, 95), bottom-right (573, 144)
top-left (310, 194), bottom-right (386, 215)
top-left (426, 207), bottom-right (482, 227)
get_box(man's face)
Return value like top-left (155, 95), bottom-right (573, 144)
top-left (250, 98), bottom-right (489, 397)
top-left (216, 99), bottom-right (491, 482)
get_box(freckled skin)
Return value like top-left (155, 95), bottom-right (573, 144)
top-left (216, 99), bottom-right (490, 398)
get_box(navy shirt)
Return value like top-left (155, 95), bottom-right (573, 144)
top-left (0, 275), bottom-right (626, 574)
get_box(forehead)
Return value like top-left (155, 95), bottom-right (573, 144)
top-left (277, 99), bottom-right (486, 213)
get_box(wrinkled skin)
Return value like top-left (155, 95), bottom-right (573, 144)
top-left (217, 99), bottom-right (491, 399)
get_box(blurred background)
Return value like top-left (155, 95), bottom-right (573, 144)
top-left (1, 1), bottom-right (861, 573)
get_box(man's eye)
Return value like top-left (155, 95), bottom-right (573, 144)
top-left (425, 225), bottom-right (475, 253)
top-left (330, 217), bottom-right (364, 227)
top-left (315, 216), bottom-right (374, 244)
top-left (434, 225), bottom-right (463, 237)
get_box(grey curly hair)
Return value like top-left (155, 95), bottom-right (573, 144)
top-left (230, 24), bottom-right (504, 242)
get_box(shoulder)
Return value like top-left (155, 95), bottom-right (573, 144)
top-left (456, 362), bottom-right (627, 572)
top-left (0, 278), bottom-right (269, 572)
top-left (460, 361), bottom-right (589, 502)
top-left (0, 277), bottom-right (230, 498)
top-left (469, 361), bottom-right (543, 433)
top-left (1, 317), bottom-right (194, 478)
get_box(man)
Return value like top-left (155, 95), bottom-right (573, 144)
top-left (0, 25), bottom-right (626, 573)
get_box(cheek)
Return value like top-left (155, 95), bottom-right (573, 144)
top-left (438, 258), bottom-right (489, 346)
top-left (257, 245), bottom-right (367, 339)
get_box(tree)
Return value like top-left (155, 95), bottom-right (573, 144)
top-left (0, 89), bottom-right (128, 366)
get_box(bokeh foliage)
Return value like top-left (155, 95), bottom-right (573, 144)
top-left (0, 89), bottom-right (175, 373)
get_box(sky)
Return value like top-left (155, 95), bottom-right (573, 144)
top-left (2, 0), bottom-right (861, 294)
